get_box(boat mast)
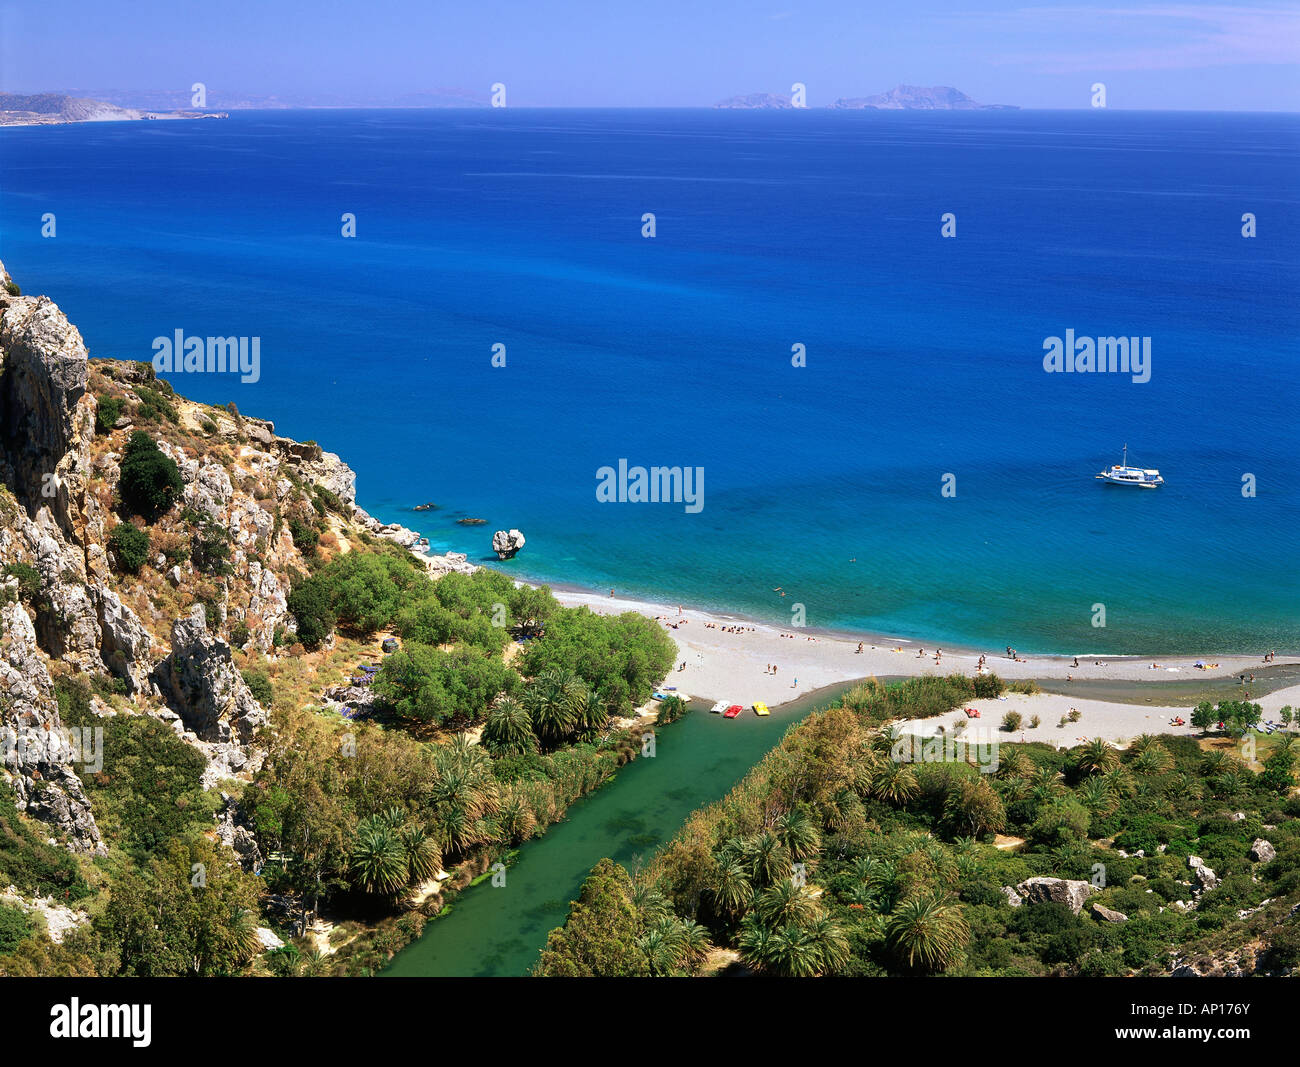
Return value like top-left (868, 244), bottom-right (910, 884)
top-left (1122, 442), bottom-right (1128, 467)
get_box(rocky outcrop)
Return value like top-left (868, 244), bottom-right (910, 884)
top-left (0, 884), bottom-right (89, 944)
top-left (0, 281), bottom-right (99, 550)
top-left (1013, 876), bottom-right (1098, 915)
top-left (492, 528), bottom-right (525, 560)
top-left (1189, 856), bottom-right (1219, 891)
top-left (1091, 903), bottom-right (1129, 923)
top-left (0, 601), bottom-right (102, 853)
top-left (153, 605), bottom-right (268, 745)
top-left (1249, 839), bottom-right (1276, 863)
top-left (93, 586), bottom-right (154, 693)
top-left (216, 793), bottom-right (264, 873)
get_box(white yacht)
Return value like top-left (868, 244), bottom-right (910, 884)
top-left (1095, 444), bottom-right (1163, 489)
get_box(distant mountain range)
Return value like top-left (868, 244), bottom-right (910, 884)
top-left (716, 84), bottom-right (1017, 110)
top-left (0, 92), bottom-right (223, 125)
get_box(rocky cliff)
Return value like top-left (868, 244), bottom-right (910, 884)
top-left (0, 258), bottom-right (470, 855)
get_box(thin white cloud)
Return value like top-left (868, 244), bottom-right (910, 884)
top-left (963, 4), bottom-right (1300, 72)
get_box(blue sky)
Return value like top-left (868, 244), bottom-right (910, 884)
top-left (1, 1), bottom-right (1296, 108)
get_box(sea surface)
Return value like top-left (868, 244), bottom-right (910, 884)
top-left (2, 108), bottom-right (1297, 653)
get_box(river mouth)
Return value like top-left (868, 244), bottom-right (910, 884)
top-left (383, 680), bottom-right (861, 977)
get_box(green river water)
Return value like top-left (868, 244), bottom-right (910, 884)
top-left (383, 682), bottom-right (860, 977)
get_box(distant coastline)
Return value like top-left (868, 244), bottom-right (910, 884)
top-left (0, 91), bottom-right (226, 126)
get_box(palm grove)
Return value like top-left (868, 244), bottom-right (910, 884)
top-left (537, 675), bottom-right (1300, 977)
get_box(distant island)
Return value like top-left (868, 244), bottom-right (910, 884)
top-left (716, 84), bottom-right (1017, 110)
top-left (0, 92), bottom-right (226, 126)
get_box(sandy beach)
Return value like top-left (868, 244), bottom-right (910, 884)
top-left (894, 685), bottom-right (1300, 749)
top-left (548, 587), bottom-right (1299, 737)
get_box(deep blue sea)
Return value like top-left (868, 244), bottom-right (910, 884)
top-left (1, 109), bottom-right (1296, 653)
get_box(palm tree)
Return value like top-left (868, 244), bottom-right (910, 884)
top-left (637, 918), bottom-right (685, 976)
top-left (747, 830), bottom-right (792, 888)
top-left (764, 923), bottom-right (823, 977)
top-left (525, 668), bottom-right (586, 749)
top-left (872, 724), bottom-right (906, 758)
top-left (349, 817), bottom-right (407, 897)
top-left (1132, 745), bottom-right (1173, 776)
top-left (754, 879), bottom-right (821, 928)
top-left (736, 917), bottom-right (775, 971)
top-left (994, 746), bottom-right (1033, 780)
top-left (885, 891), bottom-right (969, 974)
top-left (576, 688), bottom-right (611, 737)
top-left (397, 823), bottom-right (441, 884)
top-left (1074, 738), bottom-right (1120, 776)
top-left (808, 914), bottom-right (851, 975)
top-left (655, 694), bottom-right (688, 725)
top-left (775, 807), bottom-right (822, 862)
top-left (710, 858), bottom-right (754, 920)
top-left (1201, 750), bottom-right (1230, 776)
top-left (1076, 776), bottom-right (1117, 816)
top-left (869, 763), bottom-right (919, 806)
top-left (676, 920), bottom-right (712, 973)
top-left (494, 788), bottom-right (537, 844)
top-left (482, 695), bottom-right (537, 756)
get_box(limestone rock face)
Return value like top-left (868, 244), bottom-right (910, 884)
top-left (492, 528), bottom-right (526, 560)
top-left (0, 290), bottom-right (89, 522)
top-left (1249, 839), bottom-right (1276, 863)
top-left (0, 601), bottom-right (102, 853)
top-left (153, 605), bottom-right (268, 745)
top-left (1013, 876), bottom-right (1098, 915)
top-left (93, 586), bottom-right (154, 693)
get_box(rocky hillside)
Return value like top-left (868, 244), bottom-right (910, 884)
top-left (0, 258), bottom-right (469, 857)
top-left (0, 92), bottom-right (223, 125)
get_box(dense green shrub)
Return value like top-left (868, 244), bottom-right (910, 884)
top-left (0, 903), bottom-right (32, 954)
top-left (118, 431), bottom-right (182, 521)
top-left (95, 395), bottom-right (124, 434)
top-left (241, 668), bottom-right (273, 707)
top-left (108, 523), bottom-right (150, 574)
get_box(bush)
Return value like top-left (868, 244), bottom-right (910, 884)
top-left (118, 431), bottom-right (182, 521)
top-left (287, 577), bottom-right (336, 651)
top-left (95, 395), bottom-right (124, 434)
top-left (108, 523), bottom-right (150, 575)
top-left (0, 902), bottom-right (32, 954)
top-left (241, 669), bottom-right (273, 707)
top-left (374, 642), bottom-right (519, 726)
top-left (230, 620), bottom-right (251, 647)
top-left (3, 280), bottom-right (19, 296)
top-left (288, 518), bottom-right (319, 555)
top-left (134, 384), bottom-right (179, 424)
top-left (2, 562), bottom-right (41, 604)
top-left (1001, 711), bottom-right (1023, 732)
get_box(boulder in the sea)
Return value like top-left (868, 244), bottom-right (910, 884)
top-left (492, 528), bottom-right (525, 560)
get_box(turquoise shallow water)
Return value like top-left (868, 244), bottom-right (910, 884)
top-left (1, 108), bottom-right (1296, 652)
